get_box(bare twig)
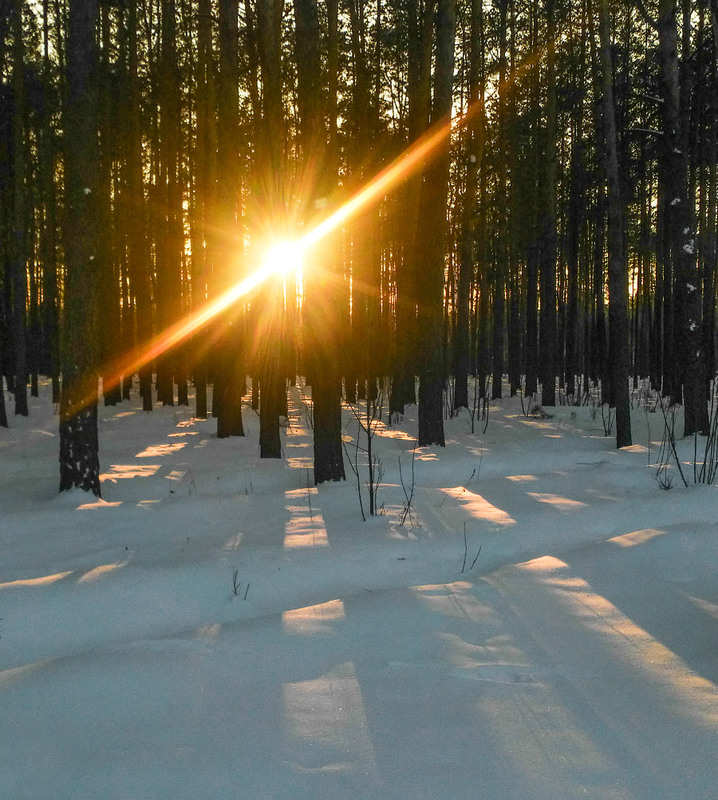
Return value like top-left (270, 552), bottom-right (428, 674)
top-left (633, 0), bottom-right (658, 30)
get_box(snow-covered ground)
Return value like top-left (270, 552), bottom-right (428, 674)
top-left (2, 380), bottom-right (717, 800)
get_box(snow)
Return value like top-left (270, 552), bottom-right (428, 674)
top-left (2, 380), bottom-right (718, 800)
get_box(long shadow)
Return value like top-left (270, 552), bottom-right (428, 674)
top-left (564, 529), bottom-right (718, 686)
top-left (310, 490), bottom-right (716, 800)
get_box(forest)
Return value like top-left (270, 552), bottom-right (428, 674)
top-left (1, 0), bottom-right (717, 493)
top-left (3, 3), bottom-right (718, 794)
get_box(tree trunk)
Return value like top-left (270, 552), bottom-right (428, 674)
top-left (657, 0), bottom-right (709, 435)
top-left (390, 0), bottom-right (434, 414)
top-left (98, 5), bottom-right (122, 407)
top-left (256, 0), bottom-right (284, 457)
top-left (703, 3), bottom-right (718, 383)
top-left (40, 0), bottom-right (60, 404)
top-left (598, 0), bottom-right (631, 447)
top-left (539, 0), bottom-right (558, 407)
top-left (60, 0), bottom-right (101, 496)
top-left (492, 0), bottom-right (509, 401)
top-left (215, 0), bottom-right (245, 437)
top-left (295, 0), bottom-right (345, 482)
top-left (125, 0), bottom-right (153, 411)
top-left (155, 0), bottom-right (184, 407)
top-left (11, 0), bottom-right (28, 417)
top-left (417, 0), bottom-right (455, 447)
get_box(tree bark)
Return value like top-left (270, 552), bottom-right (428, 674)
top-left (492, 0), bottom-right (509, 401)
top-left (215, 0), bottom-right (245, 437)
top-left (539, 0), bottom-right (558, 407)
top-left (295, 0), bottom-right (345, 482)
top-left (454, 0), bottom-right (483, 411)
top-left (125, 0), bottom-right (153, 411)
top-left (256, 0), bottom-right (284, 457)
top-left (11, 0), bottom-right (28, 416)
top-left (417, 0), bottom-right (455, 447)
top-left (59, 0), bottom-right (101, 496)
top-left (598, 0), bottom-right (632, 447)
top-left (390, 0), bottom-right (434, 414)
top-left (657, 0), bottom-right (709, 435)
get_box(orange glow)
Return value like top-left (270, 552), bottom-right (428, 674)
top-left (300, 109), bottom-right (470, 251)
top-left (261, 239), bottom-right (305, 281)
top-left (0, 571), bottom-right (72, 590)
top-left (91, 100), bottom-right (486, 411)
top-left (526, 492), bottom-right (587, 511)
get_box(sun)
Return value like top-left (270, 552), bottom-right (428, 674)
top-left (261, 239), bottom-right (305, 281)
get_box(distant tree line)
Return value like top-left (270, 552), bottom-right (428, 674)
top-left (0, 0), bottom-right (717, 493)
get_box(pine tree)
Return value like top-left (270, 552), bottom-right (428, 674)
top-left (59, 0), bottom-right (101, 496)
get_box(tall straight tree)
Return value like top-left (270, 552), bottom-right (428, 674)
top-left (256, 0), bottom-right (284, 459)
top-left (124, 0), bottom-right (153, 411)
top-left (417, 0), bottom-right (456, 447)
top-left (656, 0), bottom-right (709, 435)
top-left (39, 0), bottom-right (60, 404)
top-left (539, 0), bottom-right (558, 407)
top-left (598, 0), bottom-right (631, 447)
top-left (215, 0), bottom-right (246, 438)
top-left (294, 0), bottom-right (345, 483)
top-left (454, 0), bottom-right (484, 411)
top-left (155, 0), bottom-right (184, 407)
top-left (59, 0), bottom-right (101, 495)
top-left (492, 0), bottom-right (509, 401)
top-left (98, 4), bottom-right (122, 407)
top-left (390, 0), bottom-right (435, 415)
top-left (191, 0), bottom-right (215, 420)
top-left (10, 0), bottom-right (28, 416)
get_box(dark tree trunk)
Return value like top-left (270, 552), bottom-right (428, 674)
top-left (155, 0), bottom-right (184, 408)
top-left (454, 0), bottom-right (483, 411)
top-left (295, 0), bottom-right (344, 482)
top-left (523, 4), bottom-right (541, 401)
top-left (565, 106), bottom-right (586, 400)
top-left (40, 0), bottom-right (60, 405)
top-left (125, 0), bottom-right (152, 411)
top-left (658, 0), bottom-right (709, 435)
top-left (312, 373), bottom-right (344, 484)
top-left (539, 0), bottom-right (558, 407)
top-left (492, 0), bottom-right (509, 401)
top-left (11, 0), bottom-right (28, 417)
top-left (191, 0), bottom-right (216, 421)
top-left (60, 0), bottom-right (101, 496)
top-left (417, 0), bottom-right (455, 447)
top-left (702, 3), bottom-right (718, 383)
top-left (390, 0), bottom-right (434, 415)
top-left (525, 239), bottom-right (539, 398)
top-left (215, 0), bottom-right (245, 436)
top-left (99, 5), bottom-right (122, 408)
top-left (598, 0), bottom-right (631, 447)
top-left (256, 0), bottom-right (283, 455)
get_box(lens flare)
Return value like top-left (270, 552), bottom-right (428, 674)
top-left (262, 239), bottom-right (305, 279)
top-left (83, 85), bottom-right (500, 412)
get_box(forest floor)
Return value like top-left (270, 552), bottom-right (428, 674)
top-left (1, 379), bottom-right (718, 799)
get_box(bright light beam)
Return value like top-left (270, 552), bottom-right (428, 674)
top-left (93, 99), bottom-right (487, 411)
top-left (300, 108), bottom-right (473, 251)
top-left (100, 262), bottom-right (290, 401)
top-left (262, 239), bottom-right (305, 278)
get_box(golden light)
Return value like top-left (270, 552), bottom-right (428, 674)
top-left (261, 239), bottom-right (305, 281)
top-left (85, 91), bottom-right (492, 412)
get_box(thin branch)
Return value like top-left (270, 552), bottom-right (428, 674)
top-left (633, 0), bottom-right (658, 30)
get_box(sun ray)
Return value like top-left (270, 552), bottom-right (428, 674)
top-left (85, 78), bottom-right (521, 413)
